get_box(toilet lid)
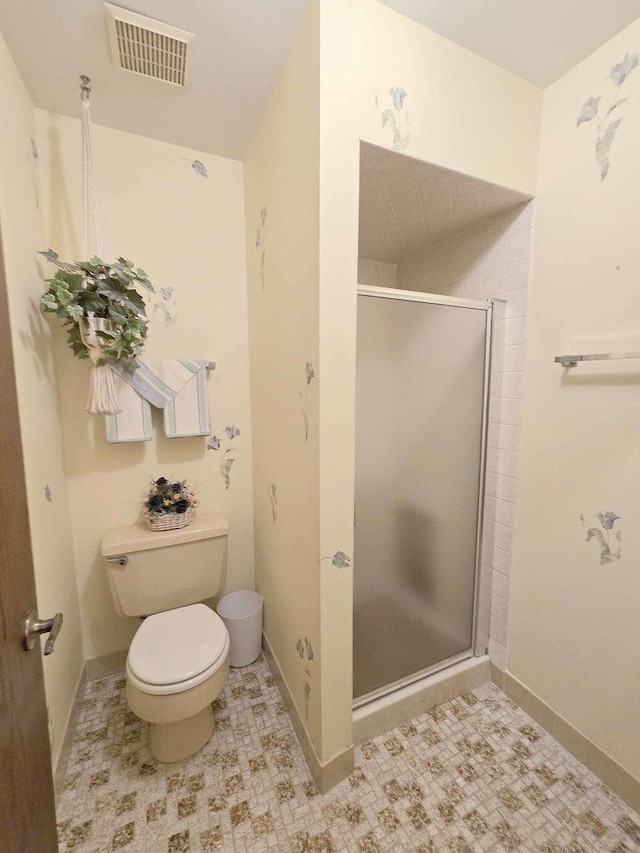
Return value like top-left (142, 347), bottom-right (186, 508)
top-left (128, 603), bottom-right (228, 686)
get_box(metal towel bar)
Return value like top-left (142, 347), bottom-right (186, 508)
top-left (555, 352), bottom-right (640, 367)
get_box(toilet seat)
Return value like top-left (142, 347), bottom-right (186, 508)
top-left (127, 603), bottom-right (229, 695)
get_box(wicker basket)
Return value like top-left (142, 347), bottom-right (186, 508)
top-left (145, 508), bottom-right (193, 531)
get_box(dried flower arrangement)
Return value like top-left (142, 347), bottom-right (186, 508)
top-left (143, 476), bottom-right (197, 531)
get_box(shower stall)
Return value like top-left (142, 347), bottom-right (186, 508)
top-left (353, 285), bottom-right (492, 704)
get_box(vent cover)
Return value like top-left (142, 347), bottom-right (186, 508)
top-left (104, 3), bottom-right (194, 88)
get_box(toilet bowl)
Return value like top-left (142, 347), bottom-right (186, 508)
top-left (101, 510), bottom-right (232, 763)
top-left (125, 603), bottom-right (230, 763)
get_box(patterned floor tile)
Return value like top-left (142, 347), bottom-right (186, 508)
top-left (57, 657), bottom-right (639, 852)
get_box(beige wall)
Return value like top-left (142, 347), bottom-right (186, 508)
top-left (318, 0), bottom-right (543, 760)
top-left (395, 203), bottom-right (535, 671)
top-left (510, 19), bottom-right (640, 780)
top-left (36, 111), bottom-right (254, 662)
top-left (0, 32), bottom-right (84, 770)
top-left (244, 1), bottom-right (323, 756)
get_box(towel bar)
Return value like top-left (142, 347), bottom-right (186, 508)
top-left (555, 352), bottom-right (640, 367)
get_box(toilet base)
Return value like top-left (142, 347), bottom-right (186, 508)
top-left (150, 704), bottom-right (215, 763)
top-left (126, 655), bottom-right (229, 764)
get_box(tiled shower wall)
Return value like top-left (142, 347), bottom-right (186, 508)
top-left (357, 258), bottom-right (397, 288)
top-left (374, 200), bottom-right (535, 672)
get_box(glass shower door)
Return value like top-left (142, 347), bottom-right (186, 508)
top-left (354, 290), bottom-right (489, 701)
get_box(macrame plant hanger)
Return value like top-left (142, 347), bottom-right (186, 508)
top-left (79, 74), bottom-right (122, 415)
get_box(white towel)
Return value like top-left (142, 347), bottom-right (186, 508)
top-left (163, 367), bottom-right (210, 438)
top-left (105, 374), bottom-right (152, 443)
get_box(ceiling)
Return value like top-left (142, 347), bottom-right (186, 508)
top-left (381, 0), bottom-right (640, 88)
top-left (0, 1), bottom-right (639, 160)
top-left (359, 143), bottom-right (530, 264)
top-left (0, 0), bottom-right (308, 161)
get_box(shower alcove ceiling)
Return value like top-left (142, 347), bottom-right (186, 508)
top-left (356, 142), bottom-right (535, 680)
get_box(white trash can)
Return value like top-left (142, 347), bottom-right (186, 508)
top-left (217, 590), bottom-right (263, 667)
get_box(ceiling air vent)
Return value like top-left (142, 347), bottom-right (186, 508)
top-left (104, 3), bottom-right (194, 88)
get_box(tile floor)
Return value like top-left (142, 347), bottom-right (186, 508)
top-left (56, 657), bottom-right (640, 852)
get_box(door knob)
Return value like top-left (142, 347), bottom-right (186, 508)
top-left (22, 610), bottom-right (63, 655)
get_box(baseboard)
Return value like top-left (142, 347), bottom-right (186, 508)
top-left (504, 671), bottom-right (640, 814)
top-left (53, 665), bottom-right (87, 805)
top-left (353, 655), bottom-right (491, 745)
top-left (490, 662), bottom-right (505, 690)
top-left (262, 633), bottom-right (354, 794)
top-left (85, 649), bottom-right (127, 680)
top-left (53, 650), bottom-right (127, 803)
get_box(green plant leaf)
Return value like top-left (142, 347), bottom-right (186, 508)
top-left (39, 248), bottom-right (59, 264)
top-left (95, 288), bottom-right (139, 312)
top-left (78, 258), bottom-right (105, 275)
top-left (49, 282), bottom-right (73, 306)
top-left (126, 290), bottom-right (146, 309)
top-left (80, 292), bottom-right (107, 314)
top-left (39, 249), bottom-right (78, 273)
top-left (66, 304), bottom-right (85, 322)
top-left (107, 307), bottom-right (127, 325)
top-left (41, 294), bottom-right (58, 312)
top-left (53, 270), bottom-right (84, 291)
top-left (66, 324), bottom-right (88, 358)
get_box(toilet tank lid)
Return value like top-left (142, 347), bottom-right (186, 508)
top-left (101, 509), bottom-right (228, 557)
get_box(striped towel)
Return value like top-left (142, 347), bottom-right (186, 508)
top-left (105, 374), bottom-right (153, 443)
top-left (105, 358), bottom-right (211, 442)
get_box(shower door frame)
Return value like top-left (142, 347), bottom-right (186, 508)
top-left (353, 285), bottom-right (494, 707)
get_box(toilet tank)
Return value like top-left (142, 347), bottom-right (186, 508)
top-left (101, 510), bottom-right (229, 618)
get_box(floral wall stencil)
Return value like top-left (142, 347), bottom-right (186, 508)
top-left (296, 636), bottom-right (314, 719)
top-left (30, 137), bottom-right (40, 209)
top-left (581, 511), bottom-right (622, 565)
top-left (207, 425), bottom-right (240, 489)
top-left (180, 158), bottom-right (208, 177)
top-left (268, 483), bottom-right (277, 522)
top-left (255, 207), bottom-right (267, 289)
top-left (382, 86), bottom-right (410, 152)
top-left (183, 159), bottom-right (208, 177)
top-left (320, 551), bottom-right (352, 569)
top-left (299, 361), bottom-right (314, 442)
top-left (152, 285), bottom-right (177, 324)
top-left (577, 52), bottom-right (638, 180)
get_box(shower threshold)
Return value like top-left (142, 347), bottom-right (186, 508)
top-left (352, 652), bottom-right (490, 745)
top-left (353, 648), bottom-right (473, 709)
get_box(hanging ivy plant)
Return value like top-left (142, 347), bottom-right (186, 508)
top-left (39, 250), bottom-right (155, 365)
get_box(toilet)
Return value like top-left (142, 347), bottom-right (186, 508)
top-left (101, 510), bottom-right (231, 763)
